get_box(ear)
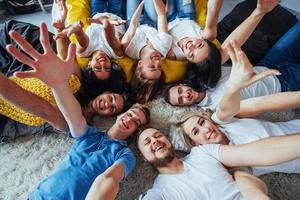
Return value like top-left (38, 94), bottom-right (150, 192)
top-left (137, 60), bottom-right (143, 69)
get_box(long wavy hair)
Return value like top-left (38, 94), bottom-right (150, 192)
top-left (129, 61), bottom-right (165, 103)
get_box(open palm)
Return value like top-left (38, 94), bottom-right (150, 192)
top-left (7, 22), bottom-right (76, 89)
top-left (226, 40), bottom-right (280, 91)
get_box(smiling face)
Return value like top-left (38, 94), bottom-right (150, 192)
top-left (182, 116), bottom-right (227, 145)
top-left (138, 50), bottom-right (162, 80)
top-left (91, 93), bottom-right (124, 116)
top-left (138, 128), bottom-right (175, 167)
top-left (90, 51), bottom-right (112, 80)
top-left (168, 84), bottom-right (202, 106)
top-left (114, 107), bottom-right (147, 138)
top-left (178, 37), bottom-right (209, 63)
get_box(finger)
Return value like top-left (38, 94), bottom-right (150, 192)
top-left (251, 69), bottom-right (281, 83)
top-left (66, 43), bottom-right (76, 63)
top-left (9, 30), bottom-right (40, 59)
top-left (226, 43), bottom-right (237, 63)
top-left (6, 45), bottom-right (37, 68)
top-left (238, 50), bottom-right (251, 67)
top-left (14, 71), bottom-right (38, 79)
top-left (40, 22), bottom-right (53, 54)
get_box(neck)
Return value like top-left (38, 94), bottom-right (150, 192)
top-left (107, 125), bottom-right (127, 140)
top-left (157, 157), bottom-right (183, 174)
top-left (195, 91), bottom-right (206, 104)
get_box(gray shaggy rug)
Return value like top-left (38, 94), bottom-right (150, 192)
top-left (0, 97), bottom-right (300, 200)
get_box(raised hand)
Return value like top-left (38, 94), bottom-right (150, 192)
top-left (7, 22), bottom-right (76, 89)
top-left (226, 40), bottom-right (280, 91)
top-left (54, 21), bottom-right (84, 40)
top-left (153, 0), bottom-right (168, 16)
top-left (256, 0), bottom-right (279, 14)
top-left (52, 0), bottom-right (68, 31)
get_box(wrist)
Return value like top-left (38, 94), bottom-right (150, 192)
top-left (253, 7), bottom-right (267, 17)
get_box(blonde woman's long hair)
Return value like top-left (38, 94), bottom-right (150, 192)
top-left (170, 109), bottom-right (214, 148)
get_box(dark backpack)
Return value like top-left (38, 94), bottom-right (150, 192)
top-left (4, 0), bottom-right (36, 14)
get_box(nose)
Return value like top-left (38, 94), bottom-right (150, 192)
top-left (200, 126), bottom-right (210, 135)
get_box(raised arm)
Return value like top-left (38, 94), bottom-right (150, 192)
top-left (153, 0), bottom-right (168, 33)
top-left (219, 133), bottom-right (300, 168)
top-left (0, 73), bottom-right (68, 131)
top-left (219, 0), bottom-right (279, 64)
top-left (216, 41), bottom-right (279, 122)
top-left (238, 91), bottom-right (300, 118)
top-left (102, 18), bottom-right (124, 57)
top-left (85, 163), bottom-right (125, 200)
top-left (121, 1), bottom-right (144, 50)
top-left (233, 171), bottom-right (270, 200)
top-left (7, 22), bottom-right (87, 138)
top-left (202, 0), bottom-right (223, 41)
top-left (52, 0), bottom-right (82, 78)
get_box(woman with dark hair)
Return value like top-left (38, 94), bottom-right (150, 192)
top-left (172, 0), bottom-right (297, 89)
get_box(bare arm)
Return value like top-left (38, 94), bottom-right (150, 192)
top-left (85, 163), bottom-right (125, 200)
top-left (202, 0), bottom-right (223, 41)
top-left (7, 23), bottom-right (87, 138)
top-left (216, 41), bottom-right (279, 122)
top-left (121, 1), bottom-right (144, 51)
top-left (238, 91), bottom-right (300, 118)
top-left (52, 0), bottom-right (82, 78)
top-left (102, 19), bottom-right (124, 57)
top-left (0, 73), bottom-right (68, 131)
top-left (233, 171), bottom-right (270, 200)
top-left (219, 133), bottom-right (300, 167)
top-left (153, 0), bottom-right (168, 33)
top-left (220, 0), bottom-right (279, 64)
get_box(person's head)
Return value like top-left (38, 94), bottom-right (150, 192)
top-left (137, 50), bottom-right (163, 80)
top-left (165, 83), bottom-right (204, 106)
top-left (179, 38), bottom-right (220, 64)
top-left (130, 61), bottom-right (165, 103)
top-left (137, 128), bottom-right (175, 167)
top-left (113, 104), bottom-right (151, 139)
top-left (185, 41), bottom-right (221, 90)
top-left (89, 50), bottom-right (112, 80)
top-left (91, 92), bottom-right (125, 116)
top-left (174, 110), bottom-right (227, 147)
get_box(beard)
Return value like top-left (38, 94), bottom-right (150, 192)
top-left (149, 146), bottom-right (176, 167)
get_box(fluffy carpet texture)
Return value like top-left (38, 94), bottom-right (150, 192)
top-left (0, 97), bottom-right (300, 200)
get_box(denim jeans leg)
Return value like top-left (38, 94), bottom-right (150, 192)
top-left (259, 21), bottom-right (300, 92)
top-left (175, 0), bottom-right (195, 19)
top-left (90, 0), bottom-right (108, 17)
top-left (143, 0), bottom-right (176, 26)
top-left (260, 21), bottom-right (300, 65)
top-left (108, 0), bottom-right (126, 19)
top-left (126, 0), bottom-right (143, 27)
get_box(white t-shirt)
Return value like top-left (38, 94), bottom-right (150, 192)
top-left (168, 18), bottom-right (203, 59)
top-left (212, 113), bottom-right (300, 176)
top-left (78, 13), bottom-right (125, 59)
top-left (143, 144), bottom-right (244, 200)
top-left (124, 25), bottom-right (173, 60)
top-left (198, 66), bottom-right (281, 111)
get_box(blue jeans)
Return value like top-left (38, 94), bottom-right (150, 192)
top-left (259, 21), bottom-right (300, 92)
top-left (91, 0), bottom-right (126, 19)
top-left (126, 0), bottom-right (195, 27)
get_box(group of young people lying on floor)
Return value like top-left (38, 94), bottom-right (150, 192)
top-left (0, 0), bottom-right (300, 199)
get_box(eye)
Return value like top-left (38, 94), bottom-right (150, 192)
top-left (127, 112), bottom-right (133, 117)
top-left (198, 119), bottom-right (205, 126)
top-left (192, 130), bottom-right (199, 136)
